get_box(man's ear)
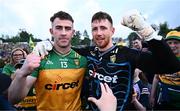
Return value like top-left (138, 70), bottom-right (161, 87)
top-left (72, 29), bottom-right (75, 35)
top-left (49, 28), bottom-right (53, 34)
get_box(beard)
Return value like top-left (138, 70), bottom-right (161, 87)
top-left (95, 39), bottom-right (109, 49)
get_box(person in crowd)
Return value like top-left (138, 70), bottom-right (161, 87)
top-left (8, 11), bottom-right (87, 110)
top-left (150, 31), bottom-right (180, 110)
top-left (2, 48), bottom-right (36, 110)
top-left (131, 86), bottom-right (146, 111)
top-left (133, 68), bottom-right (151, 110)
top-left (131, 36), bottom-right (152, 110)
top-left (10, 10), bottom-right (180, 111)
top-left (131, 35), bottom-right (154, 84)
top-left (2, 48), bottom-right (26, 79)
top-left (131, 34), bottom-right (149, 52)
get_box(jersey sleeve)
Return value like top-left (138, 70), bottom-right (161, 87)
top-left (72, 46), bottom-right (91, 57)
top-left (2, 64), bottom-right (14, 76)
top-left (129, 39), bottom-right (180, 74)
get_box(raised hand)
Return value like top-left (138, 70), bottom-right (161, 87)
top-left (122, 9), bottom-right (161, 41)
top-left (88, 83), bottom-right (117, 111)
top-left (20, 53), bottom-right (41, 76)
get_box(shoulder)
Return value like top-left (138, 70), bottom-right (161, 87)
top-left (3, 64), bottom-right (13, 68)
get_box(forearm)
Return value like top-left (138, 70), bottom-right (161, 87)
top-left (150, 74), bottom-right (159, 100)
top-left (8, 70), bottom-right (31, 104)
top-left (132, 99), bottom-right (146, 111)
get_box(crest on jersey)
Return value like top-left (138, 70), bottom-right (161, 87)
top-left (110, 55), bottom-right (116, 63)
top-left (74, 59), bottom-right (80, 66)
top-left (90, 51), bottom-right (95, 56)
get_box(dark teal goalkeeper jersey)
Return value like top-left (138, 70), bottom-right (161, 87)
top-left (74, 39), bottom-right (180, 111)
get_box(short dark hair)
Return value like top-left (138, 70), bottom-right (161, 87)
top-left (91, 11), bottom-right (113, 25)
top-left (132, 34), bottom-right (141, 41)
top-left (50, 11), bottom-right (74, 23)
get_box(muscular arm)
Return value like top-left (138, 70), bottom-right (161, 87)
top-left (132, 39), bottom-right (180, 74)
top-left (8, 53), bottom-right (40, 104)
top-left (8, 69), bottom-right (37, 104)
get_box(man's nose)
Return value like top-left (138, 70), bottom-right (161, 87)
top-left (97, 29), bottom-right (103, 35)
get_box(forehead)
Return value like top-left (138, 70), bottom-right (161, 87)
top-left (132, 39), bottom-right (141, 43)
top-left (13, 50), bottom-right (23, 54)
top-left (91, 19), bottom-right (112, 27)
top-left (52, 18), bottom-right (73, 27)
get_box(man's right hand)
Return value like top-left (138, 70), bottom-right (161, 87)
top-left (32, 40), bottom-right (53, 58)
top-left (19, 53), bottom-right (41, 77)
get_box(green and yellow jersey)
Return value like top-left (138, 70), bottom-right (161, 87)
top-left (159, 71), bottom-right (180, 85)
top-left (2, 64), bottom-right (16, 76)
top-left (159, 57), bottom-right (180, 85)
top-left (31, 49), bottom-right (87, 110)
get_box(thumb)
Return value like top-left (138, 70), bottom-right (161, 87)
top-left (88, 97), bottom-right (98, 104)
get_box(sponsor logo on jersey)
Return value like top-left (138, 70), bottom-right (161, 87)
top-left (46, 60), bottom-right (53, 65)
top-left (89, 70), bottom-right (118, 83)
top-left (59, 58), bottom-right (68, 62)
top-left (45, 80), bottom-right (79, 90)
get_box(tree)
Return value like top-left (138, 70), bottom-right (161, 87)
top-left (158, 22), bottom-right (171, 38)
top-left (0, 29), bottom-right (42, 43)
top-left (81, 30), bottom-right (91, 46)
top-left (174, 26), bottom-right (180, 31)
top-left (71, 31), bottom-right (81, 46)
top-left (19, 29), bottom-right (32, 42)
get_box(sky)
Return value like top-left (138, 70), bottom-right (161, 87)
top-left (0, 0), bottom-right (180, 40)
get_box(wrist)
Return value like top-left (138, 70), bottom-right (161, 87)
top-left (138, 29), bottom-right (162, 41)
top-left (15, 69), bottom-right (29, 78)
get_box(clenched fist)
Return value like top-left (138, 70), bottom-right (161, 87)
top-left (122, 9), bottom-right (161, 41)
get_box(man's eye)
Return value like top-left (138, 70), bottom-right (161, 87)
top-left (65, 27), bottom-right (72, 31)
top-left (56, 26), bottom-right (62, 30)
top-left (92, 27), bottom-right (97, 31)
top-left (100, 26), bottom-right (107, 30)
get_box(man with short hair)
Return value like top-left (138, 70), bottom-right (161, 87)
top-left (11, 10), bottom-right (180, 111)
top-left (8, 11), bottom-right (87, 110)
top-left (150, 31), bottom-right (180, 110)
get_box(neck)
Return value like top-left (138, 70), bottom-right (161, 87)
top-left (54, 46), bottom-right (71, 55)
top-left (99, 42), bottom-right (114, 52)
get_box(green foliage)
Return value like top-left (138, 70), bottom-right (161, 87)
top-left (71, 31), bottom-right (81, 46)
top-left (158, 22), bottom-right (171, 38)
top-left (81, 37), bottom-right (91, 46)
top-left (83, 30), bottom-right (89, 38)
top-left (0, 29), bottom-right (42, 43)
top-left (81, 30), bottom-right (91, 46)
top-left (71, 30), bottom-right (91, 46)
top-left (158, 22), bottom-right (180, 38)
